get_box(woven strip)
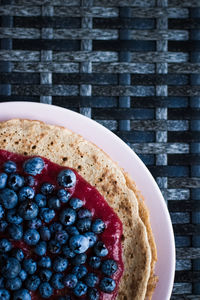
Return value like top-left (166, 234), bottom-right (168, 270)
top-left (0, 1), bottom-right (200, 299)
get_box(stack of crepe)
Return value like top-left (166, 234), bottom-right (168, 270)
top-left (0, 119), bottom-right (158, 300)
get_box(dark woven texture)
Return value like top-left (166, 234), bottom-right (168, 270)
top-left (0, 0), bottom-right (200, 299)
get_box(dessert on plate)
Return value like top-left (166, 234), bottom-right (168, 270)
top-left (0, 119), bottom-right (158, 300)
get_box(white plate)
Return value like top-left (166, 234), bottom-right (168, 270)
top-left (0, 101), bottom-right (175, 300)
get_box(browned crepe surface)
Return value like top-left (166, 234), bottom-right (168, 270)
top-left (124, 174), bottom-right (158, 299)
top-left (0, 119), bottom-right (157, 300)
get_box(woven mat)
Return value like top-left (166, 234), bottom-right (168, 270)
top-left (0, 1), bottom-right (200, 299)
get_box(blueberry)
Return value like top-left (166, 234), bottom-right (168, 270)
top-left (73, 281), bottom-right (87, 297)
top-left (48, 196), bottom-right (61, 210)
top-left (51, 273), bottom-right (64, 289)
top-left (0, 289), bottom-right (10, 300)
top-left (2, 257), bottom-right (21, 278)
top-left (53, 257), bottom-right (68, 272)
top-left (72, 253), bottom-right (87, 266)
top-left (72, 265), bottom-right (88, 279)
top-left (63, 273), bottom-right (78, 289)
top-left (24, 229), bottom-right (40, 245)
top-left (0, 205), bottom-right (4, 219)
top-left (58, 297), bottom-right (72, 300)
top-left (40, 208), bottom-right (55, 223)
top-left (101, 259), bottom-right (118, 276)
top-left (39, 269), bottom-right (52, 282)
top-left (34, 241), bottom-right (47, 256)
top-left (62, 246), bottom-right (75, 258)
top-left (18, 201), bottom-right (38, 220)
top-left (84, 273), bottom-right (98, 288)
top-left (94, 241), bottom-right (108, 257)
top-left (6, 276), bottom-right (22, 291)
top-left (69, 235), bottom-right (89, 254)
top-left (39, 226), bottom-right (51, 241)
top-left (77, 218), bottom-right (91, 233)
top-left (69, 198), bottom-right (84, 210)
top-left (0, 173), bottom-right (7, 189)
top-left (25, 275), bottom-right (40, 291)
top-left (92, 219), bottom-right (105, 234)
top-left (38, 256), bottom-right (51, 268)
top-left (23, 157), bottom-right (44, 176)
top-left (19, 270), bottom-right (27, 281)
top-left (59, 208), bottom-right (76, 226)
top-left (49, 222), bottom-right (63, 234)
top-left (39, 282), bottom-right (53, 298)
top-left (0, 239), bottom-right (12, 253)
top-left (8, 224), bottom-right (23, 240)
top-left (0, 277), bottom-right (4, 288)
top-left (89, 256), bottom-right (101, 269)
top-left (34, 194), bottom-right (46, 207)
top-left (4, 161), bottom-right (17, 174)
top-left (88, 288), bottom-right (100, 300)
top-left (7, 208), bottom-right (22, 224)
top-left (48, 239), bottom-right (61, 254)
top-left (66, 225), bottom-right (79, 236)
top-left (57, 169), bottom-right (76, 188)
top-left (27, 218), bottom-right (42, 229)
top-left (0, 221), bottom-right (8, 232)
top-left (55, 230), bottom-right (68, 245)
top-left (18, 186), bottom-right (35, 202)
top-left (40, 182), bottom-right (54, 195)
top-left (8, 174), bottom-right (24, 191)
top-left (11, 249), bottom-right (24, 262)
top-left (57, 189), bottom-right (71, 203)
top-left (23, 259), bottom-right (37, 275)
top-left (99, 277), bottom-right (116, 293)
top-left (25, 176), bottom-right (35, 187)
top-left (84, 232), bottom-right (97, 247)
top-left (78, 208), bottom-right (92, 219)
top-left (0, 188), bottom-right (18, 209)
top-left (13, 289), bottom-right (31, 300)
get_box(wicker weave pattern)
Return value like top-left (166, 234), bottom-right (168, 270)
top-left (0, 1), bottom-right (200, 299)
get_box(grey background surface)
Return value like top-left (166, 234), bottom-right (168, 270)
top-left (0, 0), bottom-right (200, 299)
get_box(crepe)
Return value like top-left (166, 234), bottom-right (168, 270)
top-left (0, 119), bottom-right (157, 299)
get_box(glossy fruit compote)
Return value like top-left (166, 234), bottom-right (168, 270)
top-left (0, 150), bottom-right (124, 300)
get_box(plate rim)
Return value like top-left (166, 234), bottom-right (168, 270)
top-left (0, 101), bottom-right (176, 299)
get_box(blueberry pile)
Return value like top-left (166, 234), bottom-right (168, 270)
top-left (0, 157), bottom-right (118, 300)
